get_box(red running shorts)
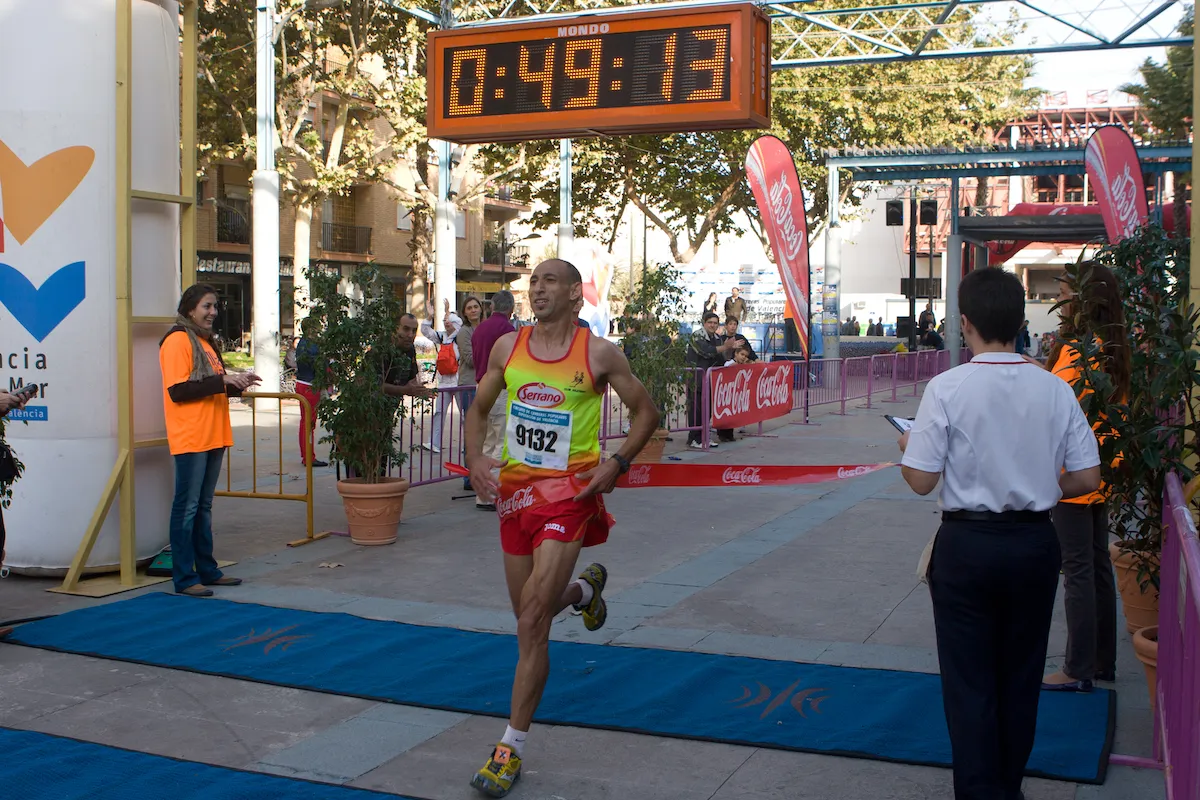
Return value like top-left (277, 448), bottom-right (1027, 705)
top-left (499, 494), bottom-right (613, 557)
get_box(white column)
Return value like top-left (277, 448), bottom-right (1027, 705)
top-left (433, 139), bottom-right (456, 328)
top-left (558, 138), bottom-right (573, 260)
top-left (252, 0), bottom-right (280, 397)
top-left (946, 234), bottom-right (963, 366)
top-left (823, 163), bottom-right (841, 361)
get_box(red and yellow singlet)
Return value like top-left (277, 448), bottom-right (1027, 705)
top-left (495, 326), bottom-right (613, 556)
top-left (500, 325), bottom-right (602, 488)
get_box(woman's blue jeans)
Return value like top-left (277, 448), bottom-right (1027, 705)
top-left (170, 448), bottom-right (226, 592)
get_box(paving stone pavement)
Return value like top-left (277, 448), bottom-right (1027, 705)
top-left (0, 390), bottom-right (1165, 799)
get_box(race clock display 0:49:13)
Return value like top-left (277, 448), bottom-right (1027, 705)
top-left (445, 24), bottom-right (730, 117)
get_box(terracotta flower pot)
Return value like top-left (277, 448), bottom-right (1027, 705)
top-left (337, 477), bottom-right (409, 546)
top-left (1109, 543), bottom-right (1160, 632)
top-left (634, 427), bottom-right (671, 463)
top-left (1132, 625), bottom-right (1158, 712)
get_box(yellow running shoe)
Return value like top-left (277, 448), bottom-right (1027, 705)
top-left (574, 562), bottom-right (608, 631)
top-left (470, 743), bottom-right (522, 797)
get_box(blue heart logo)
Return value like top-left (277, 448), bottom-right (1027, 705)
top-left (0, 261), bottom-right (86, 342)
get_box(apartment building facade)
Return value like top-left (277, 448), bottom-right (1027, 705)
top-left (195, 97), bottom-right (531, 347)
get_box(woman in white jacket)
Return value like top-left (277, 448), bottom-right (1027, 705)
top-left (421, 310), bottom-right (461, 454)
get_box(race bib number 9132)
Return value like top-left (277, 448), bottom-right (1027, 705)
top-left (507, 401), bottom-right (572, 472)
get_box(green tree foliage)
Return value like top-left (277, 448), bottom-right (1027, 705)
top-left (618, 263), bottom-right (691, 422)
top-left (1121, 5), bottom-right (1194, 140)
top-left (197, 1), bottom-right (532, 302)
top-left (507, 13), bottom-right (1034, 263)
top-left (306, 263), bottom-right (409, 481)
top-left (1060, 227), bottom-right (1197, 591)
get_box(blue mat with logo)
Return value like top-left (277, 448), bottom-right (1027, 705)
top-left (0, 727), bottom-right (425, 799)
top-left (4, 593), bottom-right (1114, 784)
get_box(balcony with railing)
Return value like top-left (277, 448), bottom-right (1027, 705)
top-left (321, 222), bottom-right (372, 254)
top-left (482, 239), bottom-right (529, 268)
top-left (216, 205), bottom-right (250, 245)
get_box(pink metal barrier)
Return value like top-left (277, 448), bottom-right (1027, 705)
top-left (1151, 473), bottom-right (1200, 797)
top-left (600, 367), bottom-right (708, 450)
top-left (389, 350), bottom-right (969, 485)
top-left (798, 348), bottom-right (968, 414)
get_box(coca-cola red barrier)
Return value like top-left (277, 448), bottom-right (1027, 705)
top-left (709, 361), bottom-right (794, 428)
top-left (445, 463), bottom-right (894, 514)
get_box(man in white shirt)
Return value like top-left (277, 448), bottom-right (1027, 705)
top-left (899, 267), bottom-right (1100, 800)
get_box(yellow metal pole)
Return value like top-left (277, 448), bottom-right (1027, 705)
top-left (181, 0), bottom-right (198, 288)
top-left (116, 0), bottom-right (137, 586)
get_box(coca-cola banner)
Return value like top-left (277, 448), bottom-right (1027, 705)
top-left (1084, 126), bottom-right (1148, 242)
top-left (745, 135), bottom-right (811, 359)
top-left (710, 361), bottom-right (794, 429)
top-left (443, 462), bottom-right (893, 516)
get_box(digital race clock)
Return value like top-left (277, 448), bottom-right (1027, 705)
top-left (426, 3), bottom-right (771, 143)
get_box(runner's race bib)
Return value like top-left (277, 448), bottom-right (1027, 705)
top-left (507, 400), bottom-right (572, 472)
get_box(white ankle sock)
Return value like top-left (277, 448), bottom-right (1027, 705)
top-left (574, 578), bottom-right (594, 607)
top-left (501, 725), bottom-right (527, 757)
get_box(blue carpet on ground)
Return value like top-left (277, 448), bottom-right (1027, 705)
top-left (5, 593), bottom-right (1114, 784)
top-left (0, 727), bottom-right (423, 799)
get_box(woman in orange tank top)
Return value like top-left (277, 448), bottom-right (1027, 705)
top-left (1039, 263), bottom-right (1130, 692)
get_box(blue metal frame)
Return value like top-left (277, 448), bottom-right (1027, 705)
top-left (448, 0), bottom-right (1192, 68)
top-left (830, 142), bottom-right (1192, 181)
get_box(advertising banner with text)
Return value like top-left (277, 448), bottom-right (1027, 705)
top-left (1084, 126), bottom-right (1148, 242)
top-left (745, 135), bottom-right (811, 359)
top-left (710, 360), bottom-right (794, 429)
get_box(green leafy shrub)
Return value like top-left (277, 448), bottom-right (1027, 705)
top-left (618, 263), bottom-right (691, 424)
top-left (1061, 225), bottom-right (1197, 592)
top-left (305, 263), bottom-right (409, 482)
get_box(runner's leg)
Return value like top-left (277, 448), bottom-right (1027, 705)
top-left (503, 552), bottom-right (584, 620)
top-left (509, 537), bottom-right (584, 731)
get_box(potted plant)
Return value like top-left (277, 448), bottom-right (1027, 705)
top-left (1132, 625), bottom-right (1159, 711)
top-left (1061, 226), bottom-right (1198, 632)
top-left (618, 263), bottom-right (691, 462)
top-left (306, 263), bottom-right (411, 546)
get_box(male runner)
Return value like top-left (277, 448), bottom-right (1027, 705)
top-left (464, 259), bottom-right (659, 797)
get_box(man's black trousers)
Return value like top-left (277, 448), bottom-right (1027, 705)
top-left (928, 518), bottom-right (1061, 800)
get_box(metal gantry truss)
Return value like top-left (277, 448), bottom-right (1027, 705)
top-left (446, 0), bottom-right (1192, 67)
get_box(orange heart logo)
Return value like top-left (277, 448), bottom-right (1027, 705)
top-left (0, 139), bottom-right (95, 245)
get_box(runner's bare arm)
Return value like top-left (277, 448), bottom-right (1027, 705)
top-left (575, 338), bottom-right (658, 500)
top-left (465, 333), bottom-right (517, 497)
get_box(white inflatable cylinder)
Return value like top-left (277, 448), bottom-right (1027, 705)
top-left (0, 0), bottom-right (180, 572)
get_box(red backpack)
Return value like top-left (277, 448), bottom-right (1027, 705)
top-left (435, 342), bottom-right (459, 376)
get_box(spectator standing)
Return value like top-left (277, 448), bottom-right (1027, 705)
top-left (293, 316), bottom-right (328, 467)
top-left (723, 287), bottom-right (747, 322)
top-left (1015, 320), bottom-right (1032, 356)
top-left (471, 290), bottom-right (516, 510)
top-left (456, 296), bottom-right (483, 490)
top-left (0, 388), bottom-right (30, 635)
top-left (703, 292), bottom-right (719, 317)
top-left (160, 284), bottom-right (260, 597)
top-left (1038, 264), bottom-right (1128, 693)
top-left (899, 268), bottom-right (1099, 800)
top-left (721, 317), bottom-right (757, 361)
top-left (421, 306), bottom-right (464, 455)
top-left (919, 302), bottom-right (937, 333)
top-left (686, 312), bottom-right (734, 449)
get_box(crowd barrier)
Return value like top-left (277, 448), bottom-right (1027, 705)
top-left (1149, 473), bottom-right (1199, 797)
top-left (315, 349), bottom-right (963, 488)
top-left (218, 392), bottom-right (319, 546)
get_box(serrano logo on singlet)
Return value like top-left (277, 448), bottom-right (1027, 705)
top-left (517, 382), bottom-right (565, 408)
top-left (497, 486), bottom-right (536, 518)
